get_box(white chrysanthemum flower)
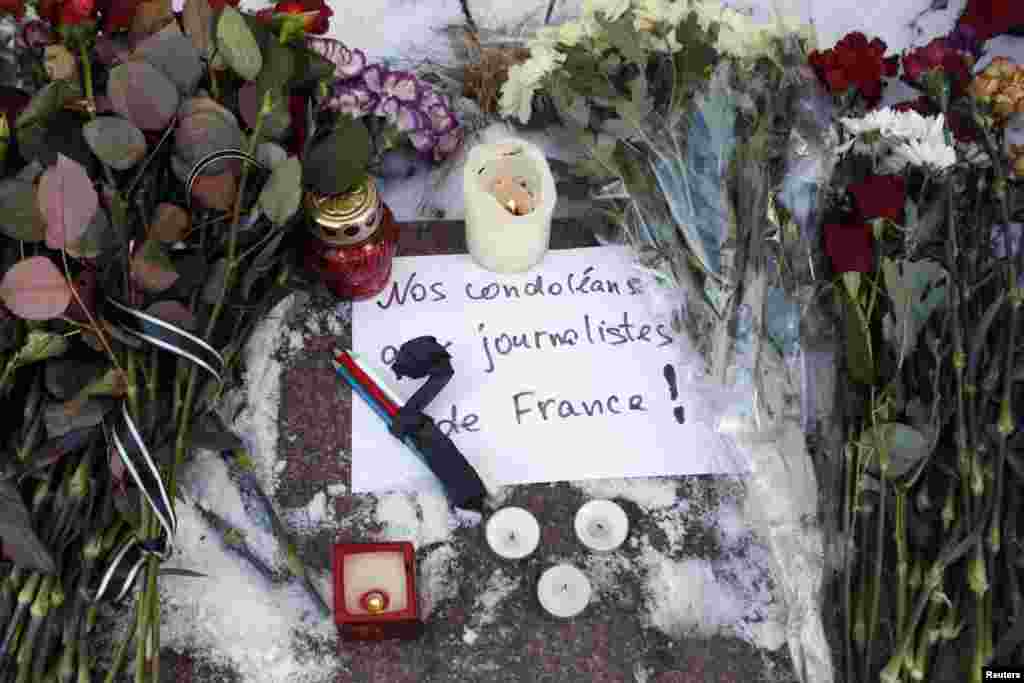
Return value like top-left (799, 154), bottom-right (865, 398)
top-left (889, 138), bottom-right (957, 171)
top-left (499, 46), bottom-right (566, 124)
top-left (583, 0), bottom-right (631, 21)
top-left (839, 108), bottom-right (902, 137)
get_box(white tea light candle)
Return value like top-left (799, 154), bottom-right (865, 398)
top-left (463, 139), bottom-right (556, 274)
top-left (537, 564), bottom-right (591, 619)
top-left (486, 506), bottom-right (540, 560)
top-left (574, 500), bottom-right (629, 552)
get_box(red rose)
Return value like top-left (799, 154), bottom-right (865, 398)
top-left (100, 0), bottom-right (143, 32)
top-left (958, 0), bottom-right (1024, 41)
top-left (825, 222), bottom-right (874, 274)
top-left (848, 175), bottom-right (906, 223)
top-left (271, 0), bottom-right (332, 34)
top-left (60, 0), bottom-right (95, 24)
top-left (0, 0), bottom-right (25, 18)
top-left (808, 32), bottom-right (898, 106)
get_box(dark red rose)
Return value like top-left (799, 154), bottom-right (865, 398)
top-left (825, 222), bottom-right (874, 273)
top-left (60, 0), bottom-right (96, 24)
top-left (848, 175), bottom-right (906, 223)
top-left (958, 0), bottom-right (1024, 42)
top-left (0, 0), bottom-right (25, 18)
top-left (808, 32), bottom-right (898, 106)
top-left (100, 0), bottom-right (143, 32)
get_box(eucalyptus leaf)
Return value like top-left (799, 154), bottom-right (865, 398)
top-left (259, 157), bottom-right (302, 225)
top-left (0, 480), bottom-right (56, 573)
top-left (107, 61), bottom-right (180, 131)
top-left (217, 6), bottom-right (263, 82)
top-left (255, 40), bottom-right (294, 96)
top-left (864, 422), bottom-right (930, 479)
top-left (882, 258), bottom-right (948, 367)
top-left (0, 256), bottom-right (72, 321)
top-left (0, 179), bottom-right (46, 242)
top-left (303, 118), bottom-right (370, 196)
top-left (134, 31), bottom-right (204, 94)
top-left (131, 239), bottom-right (179, 293)
top-left (66, 201), bottom-right (114, 259)
top-left (83, 116), bottom-right (147, 171)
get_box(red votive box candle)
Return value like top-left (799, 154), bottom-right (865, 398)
top-left (333, 542), bottom-right (422, 641)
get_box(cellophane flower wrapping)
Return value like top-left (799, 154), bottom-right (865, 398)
top-left (521, 7), bottom-right (843, 680)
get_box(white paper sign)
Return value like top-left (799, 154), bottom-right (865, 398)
top-left (351, 246), bottom-right (733, 495)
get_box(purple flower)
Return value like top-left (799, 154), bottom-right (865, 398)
top-left (328, 84), bottom-right (376, 117)
top-left (409, 130), bottom-right (435, 153)
top-left (946, 24), bottom-right (982, 58)
top-left (337, 48), bottom-right (367, 79)
top-left (382, 70), bottom-right (419, 103)
top-left (374, 96), bottom-right (400, 124)
top-left (420, 90), bottom-right (445, 111)
top-left (396, 104), bottom-right (423, 132)
top-left (362, 64), bottom-right (388, 94)
top-left (424, 103), bottom-right (457, 134)
top-left (307, 37), bottom-right (350, 75)
top-left (434, 129), bottom-right (463, 161)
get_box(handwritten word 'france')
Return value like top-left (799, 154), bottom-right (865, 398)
top-left (477, 312), bottom-right (674, 373)
top-left (376, 268), bottom-right (644, 310)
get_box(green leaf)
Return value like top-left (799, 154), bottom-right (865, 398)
top-left (15, 80), bottom-right (81, 130)
top-left (217, 5), bottom-right (263, 81)
top-left (83, 116), bottom-right (147, 171)
top-left (131, 239), bottom-right (179, 293)
top-left (562, 46), bottom-right (616, 99)
top-left (0, 179), bottom-right (46, 242)
top-left (255, 40), bottom-right (295, 96)
top-left (864, 422), bottom-right (929, 479)
top-left (843, 288), bottom-right (874, 384)
top-left (303, 117), bottom-right (370, 196)
top-left (596, 13), bottom-right (648, 65)
top-left (0, 480), bottom-right (56, 573)
top-left (672, 11), bottom-right (719, 106)
top-left (259, 156), bottom-right (302, 225)
top-left (882, 258), bottom-right (948, 366)
top-left (14, 331), bottom-right (70, 367)
top-left (290, 47), bottom-right (335, 89)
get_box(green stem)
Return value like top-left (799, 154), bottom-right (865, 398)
top-left (895, 490), bottom-right (909, 640)
top-left (78, 44), bottom-right (95, 118)
top-left (101, 604), bottom-right (137, 683)
top-left (843, 445), bottom-right (856, 683)
top-left (865, 474), bottom-right (887, 681)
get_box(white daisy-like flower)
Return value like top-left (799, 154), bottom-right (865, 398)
top-left (839, 108), bottom-right (903, 137)
top-left (889, 138), bottom-right (957, 171)
top-left (499, 46), bottom-right (566, 124)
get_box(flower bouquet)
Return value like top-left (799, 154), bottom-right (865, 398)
top-left (0, 0), bottom-right (466, 679)
top-left (806, 17), bottom-right (1024, 683)
top-left (498, 2), bottom-right (838, 681)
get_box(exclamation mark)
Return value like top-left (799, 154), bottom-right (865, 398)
top-left (662, 364), bottom-right (685, 425)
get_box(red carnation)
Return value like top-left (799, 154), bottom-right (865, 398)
top-left (825, 222), bottom-right (874, 274)
top-left (902, 37), bottom-right (974, 94)
top-left (957, 0), bottom-right (1024, 42)
top-left (808, 32), bottom-right (898, 106)
top-left (0, 0), bottom-right (25, 19)
top-left (848, 175), bottom-right (906, 224)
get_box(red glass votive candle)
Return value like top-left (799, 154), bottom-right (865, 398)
top-left (303, 177), bottom-right (400, 301)
top-left (333, 542), bottom-right (422, 641)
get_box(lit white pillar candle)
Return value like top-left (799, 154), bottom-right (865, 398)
top-left (537, 564), bottom-right (591, 619)
top-left (485, 506), bottom-right (540, 560)
top-left (343, 551), bottom-right (409, 615)
top-left (463, 138), bottom-right (556, 274)
top-left (574, 500), bottom-right (629, 553)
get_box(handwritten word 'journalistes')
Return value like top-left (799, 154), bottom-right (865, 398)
top-left (375, 267), bottom-right (644, 309)
top-left (476, 313), bottom-right (674, 374)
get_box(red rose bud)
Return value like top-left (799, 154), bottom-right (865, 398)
top-left (60, 0), bottom-right (96, 24)
top-left (272, 0), bottom-right (332, 34)
top-left (848, 175), bottom-right (906, 223)
top-left (825, 222), bottom-right (874, 274)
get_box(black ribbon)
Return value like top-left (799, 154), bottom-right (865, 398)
top-left (90, 148), bottom-right (267, 603)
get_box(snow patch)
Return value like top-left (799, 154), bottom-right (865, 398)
top-left (573, 478), bottom-right (679, 510)
top-left (418, 544), bottom-right (459, 619)
top-left (161, 500), bottom-right (336, 683)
